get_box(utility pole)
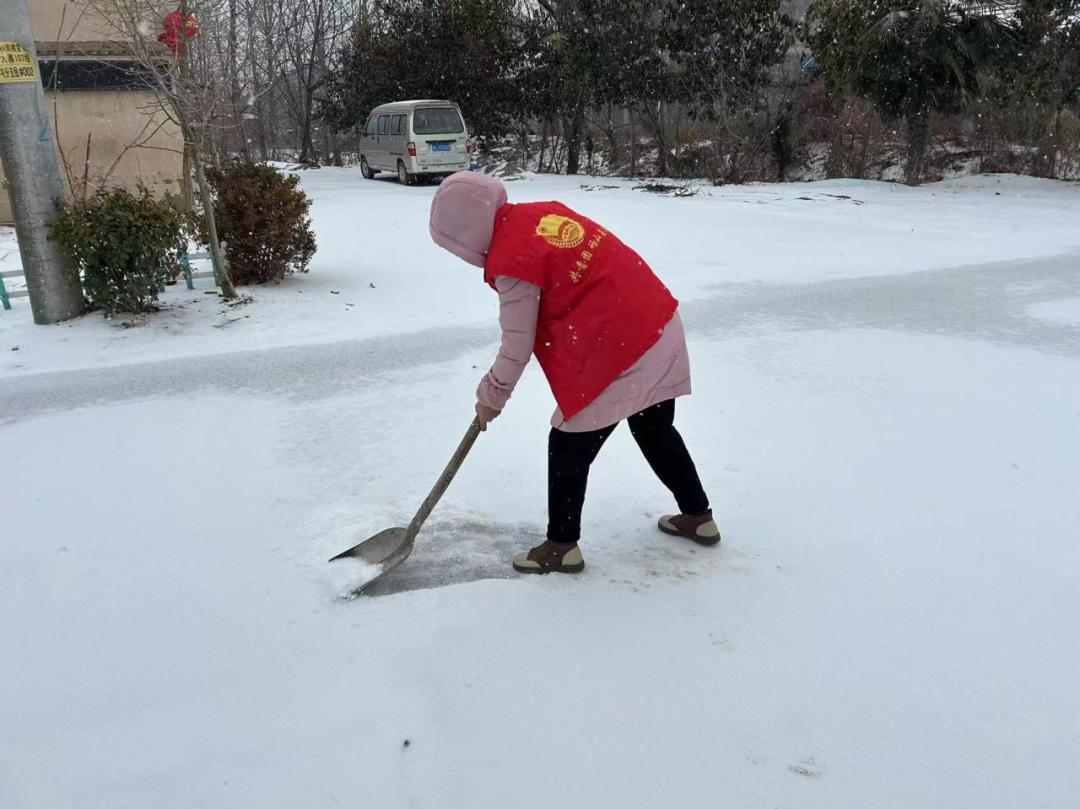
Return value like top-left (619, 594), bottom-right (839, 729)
top-left (0, 0), bottom-right (84, 324)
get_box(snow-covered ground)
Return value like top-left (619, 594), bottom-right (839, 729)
top-left (2, 171), bottom-right (1078, 808)
top-left (4, 170), bottom-right (1080, 376)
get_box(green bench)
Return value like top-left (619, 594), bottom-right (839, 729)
top-left (1, 250), bottom-right (222, 311)
top-left (0, 269), bottom-right (27, 310)
top-left (178, 250), bottom-right (224, 289)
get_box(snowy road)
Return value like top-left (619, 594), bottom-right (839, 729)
top-left (2, 174), bottom-right (1078, 808)
top-left (6, 251), bottom-right (1078, 422)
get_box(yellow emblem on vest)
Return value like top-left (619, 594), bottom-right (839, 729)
top-left (535, 214), bottom-right (585, 249)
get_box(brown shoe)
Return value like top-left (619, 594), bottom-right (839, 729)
top-left (658, 509), bottom-right (721, 546)
top-left (513, 541), bottom-right (585, 574)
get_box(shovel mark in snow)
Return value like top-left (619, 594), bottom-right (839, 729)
top-left (788, 759), bottom-right (823, 779)
top-left (359, 517), bottom-right (533, 597)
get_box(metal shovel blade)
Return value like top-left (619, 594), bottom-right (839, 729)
top-left (327, 418), bottom-right (481, 595)
top-left (328, 526), bottom-right (414, 591)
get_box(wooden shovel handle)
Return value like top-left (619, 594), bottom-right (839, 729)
top-left (406, 417), bottom-right (482, 539)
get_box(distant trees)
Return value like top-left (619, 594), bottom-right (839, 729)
top-left (327, 0), bottom-right (792, 178)
top-left (651, 0), bottom-right (793, 182)
top-left (982, 1), bottom-right (1080, 177)
top-left (325, 0), bottom-right (522, 139)
top-left (806, 0), bottom-right (992, 184)
top-left (807, 0), bottom-right (1080, 184)
top-left (81, 0), bottom-right (1080, 185)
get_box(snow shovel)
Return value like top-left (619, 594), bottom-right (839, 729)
top-left (328, 417), bottom-right (483, 592)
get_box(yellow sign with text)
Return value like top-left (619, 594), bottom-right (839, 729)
top-left (0, 42), bottom-right (37, 84)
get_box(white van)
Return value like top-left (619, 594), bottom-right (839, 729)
top-left (359, 100), bottom-right (472, 185)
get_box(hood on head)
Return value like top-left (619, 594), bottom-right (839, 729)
top-left (428, 171), bottom-right (508, 268)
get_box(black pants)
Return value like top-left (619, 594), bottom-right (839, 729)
top-left (547, 399), bottom-right (709, 544)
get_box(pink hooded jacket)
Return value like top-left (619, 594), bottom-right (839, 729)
top-left (430, 172), bottom-right (691, 432)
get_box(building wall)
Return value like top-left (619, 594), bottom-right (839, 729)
top-left (30, 0), bottom-right (118, 44)
top-left (0, 0), bottom-right (182, 223)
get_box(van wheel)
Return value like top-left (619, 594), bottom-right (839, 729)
top-left (360, 156), bottom-right (374, 180)
top-left (397, 161), bottom-right (414, 186)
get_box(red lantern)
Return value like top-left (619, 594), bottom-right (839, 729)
top-left (158, 10), bottom-right (198, 55)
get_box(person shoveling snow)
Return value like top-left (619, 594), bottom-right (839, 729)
top-left (429, 172), bottom-right (719, 574)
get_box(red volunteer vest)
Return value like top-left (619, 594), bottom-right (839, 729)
top-left (484, 201), bottom-right (678, 420)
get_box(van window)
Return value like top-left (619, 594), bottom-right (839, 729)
top-left (364, 117), bottom-right (376, 137)
top-left (377, 115), bottom-right (390, 136)
top-left (392, 114), bottom-right (406, 136)
top-left (413, 108), bottom-right (465, 135)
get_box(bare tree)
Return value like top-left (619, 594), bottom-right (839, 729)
top-left (276, 0), bottom-right (352, 163)
top-left (241, 0), bottom-right (284, 160)
top-left (83, 0), bottom-right (237, 297)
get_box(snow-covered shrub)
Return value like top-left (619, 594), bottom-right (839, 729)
top-left (204, 163), bottom-right (316, 285)
top-left (47, 188), bottom-right (189, 316)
